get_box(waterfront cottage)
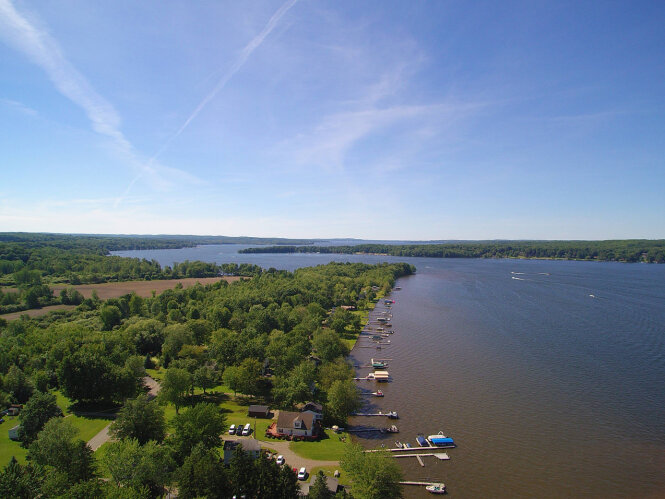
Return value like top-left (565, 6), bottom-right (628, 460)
top-left (300, 401), bottom-right (323, 422)
top-left (276, 410), bottom-right (317, 437)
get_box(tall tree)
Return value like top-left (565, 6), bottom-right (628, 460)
top-left (0, 457), bottom-right (43, 498)
top-left (326, 380), bottom-right (362, 425)
top-left (309, 471), bottom-right (334, 499)
top-left (109, 394), bottom-right (166, 444)
top-left (340, 444), bottom-right (402, 499)
top-left (4, 365), bottom-right (33, 403)
top-left (29, 418), bottom-right (97, 486)
top-left (175, 442), bottom-right (230, 499)
top-left (102, 438), bottom-right (174, 497)
top-left (18, 390), bottom-right (63, 446)
top-left (158, 368), bottom-right (191, 414)
top-left (168, 402), bottom-right (226, 462)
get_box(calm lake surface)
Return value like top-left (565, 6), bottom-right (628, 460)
top-left (114, 245), bottom-right (665, 498)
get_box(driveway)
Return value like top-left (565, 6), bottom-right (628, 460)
top-left (233, 435), bottom-right (339, 471)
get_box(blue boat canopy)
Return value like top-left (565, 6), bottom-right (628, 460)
top-left (430, 437), bottom-right (454, 445)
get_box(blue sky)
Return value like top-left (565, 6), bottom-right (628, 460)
top-left (1, 0), bottom-right (663, 239)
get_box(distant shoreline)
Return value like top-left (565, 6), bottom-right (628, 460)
top-left (238, 241), bottom-right (665, 264)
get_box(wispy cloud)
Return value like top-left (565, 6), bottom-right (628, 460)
top-left (1, 98), bottom-right (38, 116)
top-left (150, 0), bottom-right (298, 161)
top-left (0, 0), bottom-right (199, 194)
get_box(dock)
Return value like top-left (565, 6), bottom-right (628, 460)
top-left (392, 452), bottom-right (450, 461)
top-left (400, 481), bottom-right (444, 487)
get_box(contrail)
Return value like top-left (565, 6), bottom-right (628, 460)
top-left (150, 0), bottom-right (298, 162)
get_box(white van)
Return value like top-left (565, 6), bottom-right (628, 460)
top-left (228, 424), bottom-right (236, 435)
top-left (241, 423), bottom-right (251, 436)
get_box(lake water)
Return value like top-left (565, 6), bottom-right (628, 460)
top-left (114, 245), bottom-right (665, 498)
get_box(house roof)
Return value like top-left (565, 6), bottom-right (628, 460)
top-left (223, 438), bottom-right (261, 453)
top-left (302, 401), bottom-right (323, 413)
top-left (277, 410), bottom-right (315, 430)
top-left (248, 405), bottom-right (269, 413)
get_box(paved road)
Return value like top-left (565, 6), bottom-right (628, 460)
top-left (88, 423), bottom-right (112, 451)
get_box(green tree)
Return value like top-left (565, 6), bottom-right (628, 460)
top-left (223, 365), bottom-right (241, 396)
top-left (193, 365), bottom-right (217, 394)
top-left (326, 379), bottom-right (362, 425)
top-left (29, 418), bottom-right (97, 485)
top-left (4, 365), bottom-right (34, 403)
top-left (100, 304), bottom-right (123, 330)
top-left (340, 444), bottom-right (402, 499)
top-left (309, 470), bottom-right (334, 499)
top-left (229, 446), bottom-right (258, 498)
top-left (318, 357), bottom-right (354, 391)
top-left (109, 394), bottom-right (166, 444)
top-left (168, 402), bottom-right (226, 462)
top-left (312, 330), bottom-right (349, 363)
top-left (102, 438), bottom-right (173, 497)
top-left (0, 457), bottom-right (43, 498)
top-left (273, 360), bottom-right (316, 408)
top-left (238, 357), bottom-right (263, 396)
top-left (125, 319), bottom-right (165, 356)
top-left (158, 367), bottom-right (191, 414)
top-left (175, 442), bottom-right (230, 499)
top-left (18, 390), bottom-right (63, 446)
top-left (58, 349), bottom-right (136, 404)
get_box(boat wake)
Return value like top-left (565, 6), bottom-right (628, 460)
top-left (511, 276), bottom-right (525, 281)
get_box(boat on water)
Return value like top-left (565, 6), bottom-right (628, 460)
top-left (386, 410), bottom-right (399, 419)
top-left (371, 359), bottom-right (386, 368)
top-left (373, 370), bottom-right (390, 382)
top-left (416, 435), bottom-right (429, 447)
top-left (404, 442), bottom-right (411, 448)
top-left (385, 425), bottom-right (399, 433)
top-left (426, 483), bottom-right (446, 494)
top-left (427, 431), bottom-right (455, 447)
top-left (395, 441), bottom-right (403, 448)
top-left (372, 390), bottom-right (384, 397)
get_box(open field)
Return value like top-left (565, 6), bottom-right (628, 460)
top-left (50, 276), bottom-right (241, 299)
top-left (0, 276), bottom-right (242, 321)
top-left (0, 304), bottom-right (77, 321)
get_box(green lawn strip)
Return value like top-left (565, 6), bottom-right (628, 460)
top-left (0, 414), bottom-right (27, 465)
top-left (68, 415), bottom-right (112, 442)
top-left (309, 465), bottom-right (352, 487)
top-left (288, 429), bottom-right (350, 461)
top-left (55, 390), bottom-right (74, 415)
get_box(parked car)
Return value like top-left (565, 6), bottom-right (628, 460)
top-left (228, 424), bottom-right (236, 435)
top-left (276, 455), bottom-right (285, 465)
top-left (297, 467), bottom-right (307, 480)
top-left (241, 423), bottom-right (251, 436)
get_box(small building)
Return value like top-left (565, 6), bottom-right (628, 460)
top-left (300, 401), bottom-right (323, 422)
top-left (223, 438), bottom-right (261, 464)
top-left (299, 475), bottom-right (341, 496)
top-left (340, 305), bottom-right (356, 311)
top-left (276, 410), bottom-right (317, 438)
top-left (8, 425), bottom-right (20, 441)
top-left (7, 407), bottom-right (19, 417)
top-left (248, 405), bottom-right (270, 418)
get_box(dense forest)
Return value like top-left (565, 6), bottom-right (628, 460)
top-left (239, 240), bottom-right (665, 263)
top-left (0, 244), bottom-right (413, 497)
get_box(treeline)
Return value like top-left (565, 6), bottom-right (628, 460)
top-left (0, 234), bottom-right (267, 287)
top-left (239, 240), bottom-right (665, 263)
top-left (0, 261), bottom-right (413, 497)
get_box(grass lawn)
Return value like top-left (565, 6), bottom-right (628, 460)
top-left (67, 415), bottom-right (112, 442)
top-left (0, 414), bottom-right (27, 465)
top-left (289, 429), bottom-right (350, 461)
top-left (309, 465), bottom-right (352, 487)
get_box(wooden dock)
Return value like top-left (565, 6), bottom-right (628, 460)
top-left (400, 481), bottom-right (444, 487)
top-left (392, 452), bottom-right (450, 462)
